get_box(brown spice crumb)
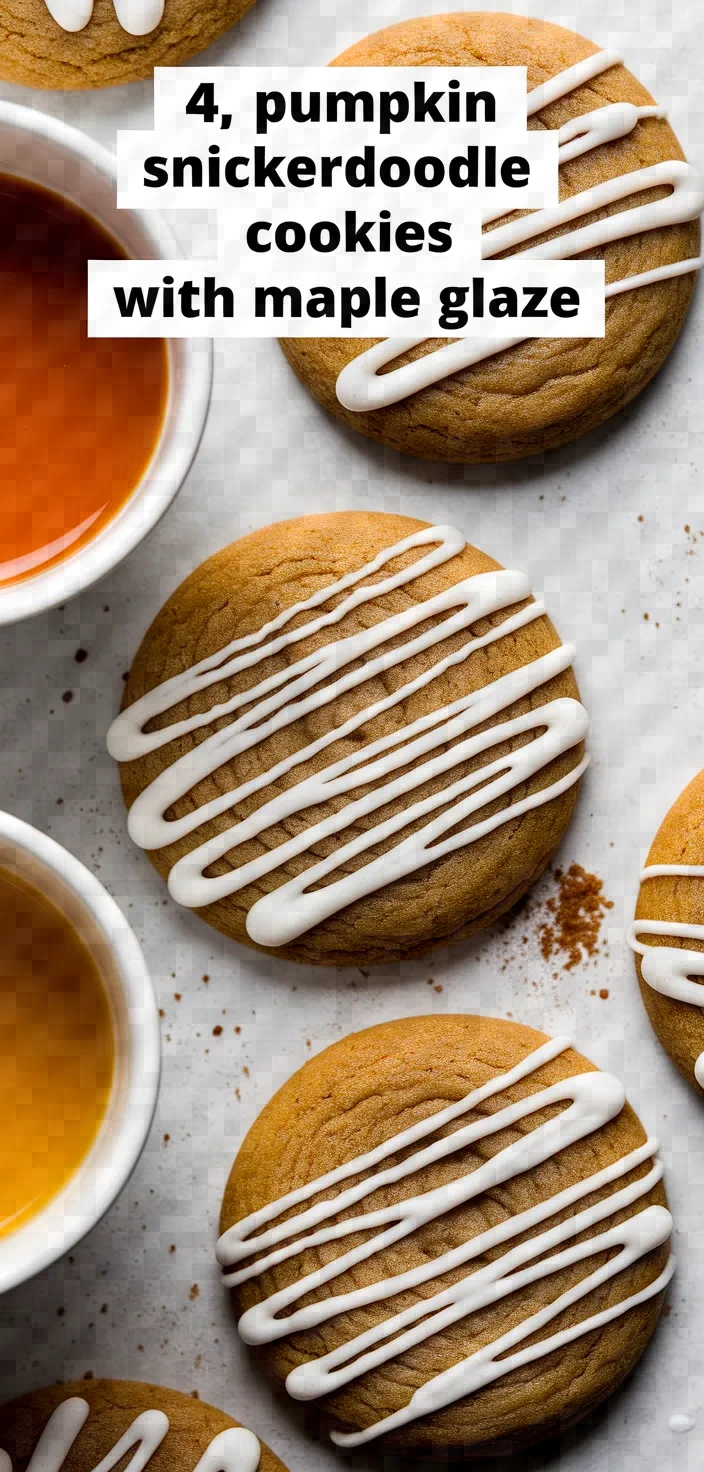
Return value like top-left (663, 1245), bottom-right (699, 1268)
top-left (75, 648), bottom-right (88, 663)
top-left (212, 1025), bottom-right (223, 1037)
top-left (234, 1026), bottom-right (241, 1035)
top-left (190, 1391), bottom-right (200, 1400)
top-left (169, 1245), bottom-right (176, 1255)
top-left (538, 865), bottom-right (613, 971)
top-left (189, 1284), bottom-right (199, 1301)
top-left (159, 1009), bottom-right (165, 1019)
top-left (100, 1304), bottom-right (108, 1313)
top-left (599, 988), bottom-right (610, 1000)
top-left (202, 974), bottom-right (210, 983)
top-left (83, 1372), bottom-right (94, 1381)
top-left (243, 1066), bottom-right (250, 1077)
top-left (163, 1134), bottom-right (170, 1144)
top-left (62, 690), bottom-right (73, 703)
top-left (174, 993), bottom-right (181, 1002)
top-left (434, 984), bottom-right (443, 993)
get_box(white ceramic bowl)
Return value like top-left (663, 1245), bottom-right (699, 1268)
top-left (0, 100), bottom-right (213, 627)
top-left (0, 811), bottom-right (160, 1295)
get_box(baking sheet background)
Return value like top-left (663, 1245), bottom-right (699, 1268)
top-left (1, 0), bottom-right (704, 1464)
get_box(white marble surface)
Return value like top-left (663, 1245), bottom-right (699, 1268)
top-left (1, 0), bottom-right (704, 1466)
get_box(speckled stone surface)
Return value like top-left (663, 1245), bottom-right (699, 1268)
top-left (1, 1), bottom-right (704, 1467)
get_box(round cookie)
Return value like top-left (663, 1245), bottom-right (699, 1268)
top-left (280, 12), bottom-right (701, 464)
top-left (0, 1379), bottom-right (288, 1472)
top-left (628, 768), bottom-right (704, 1094)
top-left (108, 510), bottom-right (588, 967)
top-left (217, 1014), bottom-right (672, 1459)
top-left (0, 0), bottom-right (256, 90)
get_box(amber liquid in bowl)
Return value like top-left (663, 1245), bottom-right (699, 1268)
top-left (0, 868), bottom-right (115, 1238)
top-left (0, 175), bottom-right (169, 586)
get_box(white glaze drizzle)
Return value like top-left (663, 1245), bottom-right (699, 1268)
top-left (336, 50), bottom-right (704, 412)
top-left (107, 524), bottom-right (588, 946)
top-left (0, 1400), bottom-right (261, 1472)
top-left (669, 1412), bottom-right (696, 1433)
top-left (627, 864), bottom-right (704, 1087)
top-left (42, 0), bottom-right (164, 36)
top-left (216, 1034), bottom-right (673, 1447)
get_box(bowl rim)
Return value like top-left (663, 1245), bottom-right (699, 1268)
top-left (0, 99), bottom-right (214, 628)
top-left (0, 809), bottom-right (161, 1296)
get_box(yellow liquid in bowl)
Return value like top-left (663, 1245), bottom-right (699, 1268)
top-left (0, 867), bottom-right (115, 1238)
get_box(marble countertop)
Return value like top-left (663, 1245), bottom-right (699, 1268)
top-left (1, 0), bottom-right (704, 1466)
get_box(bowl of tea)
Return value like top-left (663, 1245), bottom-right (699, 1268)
top-left (0, 810), bottom-right (160, 1294)
top-left (0, 102), bottom-right (213, 626)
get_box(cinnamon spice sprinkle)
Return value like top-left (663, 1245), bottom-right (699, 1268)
top-left (538, 864), bottom-right (613, 971)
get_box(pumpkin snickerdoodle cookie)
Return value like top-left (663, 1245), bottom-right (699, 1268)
top-left (0, 0), bottom-right (255, 90)
top-left (108, 510), bottom-right (588, 966)
top-left (0, 1380), bottom-right (288, 1471)
top-left (217, 1014), bottom-right (672, 1458)
top-left (628, 768), bottom-right (704, 1094)
top-left (280, 12), bottom-right (702, 463)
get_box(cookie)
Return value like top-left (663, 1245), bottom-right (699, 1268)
top-left (280, 13), bottom-right (702, 464)
top-left (217, 1014), bottom-right (672, 1458)
top-left (107, 511), bottom-right (588, 966)
top-left (628, 768), bottom-right (704, 1094)
top-left (0, 0), bottom-right (255, 90)
top-left (0, 1379), bottom-right (288, 1472)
